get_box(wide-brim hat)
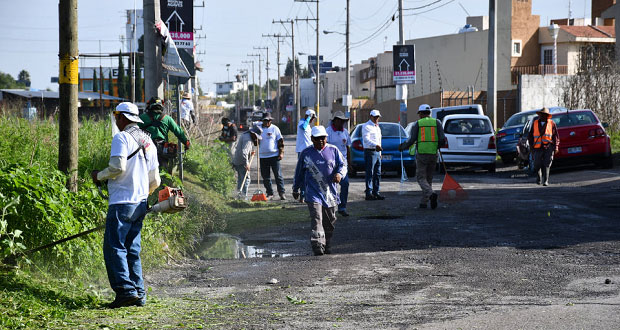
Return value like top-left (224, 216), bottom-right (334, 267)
top-left (249, 125), bottom-right (263, 139)
top-left (182, 92), bottom-right (191, 99)
top-left (332, 111), bottom-right (348, 121)
top-left (115, 102), bottom-right (143, 123)
top-left (262, 113), bottom-right (274, 121)
top-left (536, 107), bottom-right (552, 118)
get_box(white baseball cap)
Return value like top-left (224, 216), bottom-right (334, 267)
top-left (305, 109), bottom-right (316, 116)
top-left (369, 109), bottom-right (381, 117)
top-left (418, 104), bottom-right (431, 112)
top-left (115, 102), bottom-right (143, 123)
top-left (311, 125), bottom-right (328, 137)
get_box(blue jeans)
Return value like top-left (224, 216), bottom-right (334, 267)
top-left (103, 201), bottom-right (147, 299)
top-left (297, 152), bottom-right (305, 200)
top-left (260, 156), bottom-right (285, 196)
top-left (364, 149), bottom-right (381, 196)
top-left (235, 164), bottom-right (250, 197)
top-left (338, 174), bottom-right (349, 211)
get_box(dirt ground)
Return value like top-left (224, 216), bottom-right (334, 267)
top-left (147, 136), bottom-right (620, 329)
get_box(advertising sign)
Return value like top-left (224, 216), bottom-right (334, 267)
top-left (392, 45), bottom-right (416, 84)
top-left (161, 0), bottom-right (194, 49)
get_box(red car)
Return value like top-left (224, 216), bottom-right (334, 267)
top-left (517, 109), bottom-right (613, 170)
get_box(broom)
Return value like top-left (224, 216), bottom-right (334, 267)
top-left (251, 142), bottom-right (268, 202)
top-left (438, 150), bottom-right (468, 203)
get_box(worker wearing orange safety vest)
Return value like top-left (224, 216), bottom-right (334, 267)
top-left (527, 107), bottom-right (560, 186)
top-left (399, 104), bottom-right (445, 209)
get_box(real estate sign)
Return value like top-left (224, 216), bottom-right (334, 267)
top-left (392, 45), bottom-right (415, 84)
top-left (161, 0), bottom-right (194, 49)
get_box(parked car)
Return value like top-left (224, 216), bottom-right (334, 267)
top-left (517, 109), bottom-right (613, 171)
top-left (439, 114), bottom-right (497, 172)
top-left (406, 104), bottom-right (485, 137)
top-left (497, 107), bottom-right (566, 164)
top-left (350, 122), bottom-right (415, 177)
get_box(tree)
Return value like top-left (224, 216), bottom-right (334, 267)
top-left (17, 70), bottom-right (31, 87)
top-left (108, 70), bottom-right (113, 94)
top-left (0, 71), bottom-right (25, 89)
top-left (93, 69), bottom-right (98, 92)
top-left (117, 51), bottom-right (126, 99)
top-left (284, 57), bottom-right (302, 77)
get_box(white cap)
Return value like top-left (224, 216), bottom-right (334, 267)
top-left (311, 125), bottom-right (328, 137)
top-left (305, 109), bottom-right (316, 117)
top-left (418, 104), bottom-right (431, 112)
top-left (115, 102), bottom-right (143, 123)
top-left (370, 109), bottom-right (381, 117)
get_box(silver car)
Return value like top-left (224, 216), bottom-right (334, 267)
top-left (439, 114), bottom-right (497, 172)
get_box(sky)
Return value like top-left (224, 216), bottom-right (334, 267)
top-left (0, 0), bottom-right (592, 93)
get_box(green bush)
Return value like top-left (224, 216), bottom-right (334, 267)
top-left (184, 141), bottom-right (235, 196)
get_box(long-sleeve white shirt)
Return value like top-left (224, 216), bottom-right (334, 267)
top-left (362, 120), bottom-right (381, 149)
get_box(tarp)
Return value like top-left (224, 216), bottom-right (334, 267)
top-left (155, 21), bottom-right (190, 79)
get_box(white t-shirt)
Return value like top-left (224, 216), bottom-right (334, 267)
top-left (296, 119), bottom-right (312, 153)
top-left (259, 124), bottom-right (283, 158)
top-left (180, 99), bottom-right (193, 121)
top-left (362, 120), bottom-right (382, 149)
top-left (108, 131), bottom-right (159, 205)
top-left (325, 125), bottom-right (351, 158)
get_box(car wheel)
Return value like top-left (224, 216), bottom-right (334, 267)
top-left (500, 155), bottom-right (514, 164)
top-left (486, 162), bottom-right (496, 173)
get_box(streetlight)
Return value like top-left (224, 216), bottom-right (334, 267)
top-left (324, 24), bottom-right (351, 130)
top-left (548, 24), bottom-right (559, 74)
top-left (226, 63), bottom-right (231, 81)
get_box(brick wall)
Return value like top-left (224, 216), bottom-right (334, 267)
top-left (511, 0), bottom-right (541, 67)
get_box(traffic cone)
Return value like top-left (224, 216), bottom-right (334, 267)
top-left (439, 172), bottom-right (468, 203)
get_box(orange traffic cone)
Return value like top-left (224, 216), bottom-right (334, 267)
top-left (439, 172), bottom-right (468, 203)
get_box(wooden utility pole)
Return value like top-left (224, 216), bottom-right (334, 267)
top-left (144, 0), bottom-right (163, 100)
top-left (58, 0), bottom-right (79, 192)
top-left (488, 0), bottom-right (497, 130)
top-left (273, 19), bottom-right (297, 130)
top-left (263, 34), bottom-right (289, 121)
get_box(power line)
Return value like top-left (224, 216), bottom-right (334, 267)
top-left (403, 0), bottom-right (456, 16)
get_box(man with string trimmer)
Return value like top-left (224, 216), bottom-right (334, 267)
top-left (293, 126), bottom-right (347, 256)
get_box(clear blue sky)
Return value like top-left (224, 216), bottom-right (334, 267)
top-left (0, 0), bottom-right (591, 93)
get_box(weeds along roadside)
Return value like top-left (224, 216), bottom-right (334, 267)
top-left (0, 114), bottom-right (235, 316)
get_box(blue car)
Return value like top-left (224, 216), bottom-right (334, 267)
top-left (496, 107), bottom-right (565, 163)
top-left (349, 122), bottom-right (415, 177)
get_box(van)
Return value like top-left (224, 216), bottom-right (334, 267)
top-left (431, 104), bottom-right (484, 123)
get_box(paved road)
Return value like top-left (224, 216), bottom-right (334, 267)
top-left (151, 134), bottom-right (620, 329)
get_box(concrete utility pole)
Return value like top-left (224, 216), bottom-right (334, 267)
top-left (345, 0), bottom-right (351, 130)
top-left (488, 0), bottom-right (497, 130)
top-left (273, 19), bottom-right (298, 130)
top-left (254, 46), bottom-right (269, 108)
top-left (295, 0), bottom-right (319, 124)
top-left (397, 0), bottom-right (408, 128)
top-left (263, 34), bottom-right (289, 120)
top-left (144, 0), bottom-right (163, 101)
top-left (58, 0), bottom-right (79, 192)
top-left (242, 60), bottom-right (255, 105)
top-left (248, 53), bottom-right (262, 106)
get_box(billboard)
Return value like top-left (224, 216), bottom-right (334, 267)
top-left (161, 0), bottom-right (194, 49)
top-left (392, 45), bottom-right (416, 84)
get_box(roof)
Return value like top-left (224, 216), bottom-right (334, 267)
top-left (560, 25), bottom-right (615, 39)
top-left (1, 89), bottom-right (125, 101)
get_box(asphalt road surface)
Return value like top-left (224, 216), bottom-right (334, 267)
top-left (150, 135), bottom-right (620, 329)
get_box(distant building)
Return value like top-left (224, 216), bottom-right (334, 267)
top-left (215, 81), bottom-right (247, 96)
top-left (78, 67), bottom-right (145, 102)
top-left (125, 9), bottom-right (144, 53)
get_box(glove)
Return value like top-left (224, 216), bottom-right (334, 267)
top-left (185, 140), bottom-right (191, 150)
top-left (292, 191), bottom-right (300, 200)
top-left (91, 170), bottom-right (100, 186)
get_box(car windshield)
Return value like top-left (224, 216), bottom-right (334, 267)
top-left (504, 112), bottom-right (537, 127)
top-left (551, 112), bottom-right (598, 128)
top-left (444, 118), bottom-right (492, 135)
top-left (436, 108), bottom-right (480, 122)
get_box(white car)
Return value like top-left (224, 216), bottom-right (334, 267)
top-left (440, 114), bottom-right (497, 172)
top-left (405, 104), bottom-right (485, 136)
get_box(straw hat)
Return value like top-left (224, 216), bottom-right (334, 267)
top-left (536, 107), bottom-right (552, 118)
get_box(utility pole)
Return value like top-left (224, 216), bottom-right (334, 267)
top-left (248, 53), bottom-right (262, 106)
top-left (58, 0), bottom-right (79, 192)
top-left (397, 0), bottom-right (408, 128)
top-left (254, 47), bottom-right (269, 109)
top-left (243, 59), bottom-right (255, 106)
top-left (273, 19), bottom-right (298, 130)
top-left (144, 0), bottom-right (163, 100)
top-left (488, 0), bottom-right (497, 130)
top-left (263, 34), bottom-right (289, 121)
top-left (295, 0), bottom-right (319, 124)
top-left (345, 0), bottom-right (351, 130)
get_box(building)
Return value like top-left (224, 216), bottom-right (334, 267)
top-left (78, 67), bottom-right (145, 102)
top-left (215, 81), bottom-right (247, 96)
top-left (125, 9), bottom-right (144, 53)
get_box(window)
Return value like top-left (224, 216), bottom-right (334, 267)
top-left (543, 49), bottom-right (553, 65)
top-left (512, 40), bottom-right (522, 57)
top-left (444, 119), bottom-right (492, 135)
top-left (82, 80), bottom-right (93, 91)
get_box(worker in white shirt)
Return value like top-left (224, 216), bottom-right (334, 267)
top-left (295, 108), bottom-right (316, 202)
top-left (180, 92), bottom-right (195, 128)
top-left (362, 109), bottom-right (384, 201)
top-left (326, 111), bottom-right (352, 216)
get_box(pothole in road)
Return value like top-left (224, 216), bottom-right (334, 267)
top-left (196, 233), bottom-right (297, 259)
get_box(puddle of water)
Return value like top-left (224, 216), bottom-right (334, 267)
top-left (196, 233), bottom-right (296, 259)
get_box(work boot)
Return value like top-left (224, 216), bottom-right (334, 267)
top-left (108, 295), bottom-right (140, 309)
top-left (373, 193), bottom-right (385, 200)
top-left (311, 242), bottom-right (325, 256)
top-left (324, 244), bottom-right (332, 254)
top-left (365, 194), bottom-right (376, 201)
top-left (542, 167), bottom-right (550, 186)
top-left (430, 193), bottom-right (438, 210)
top-left (279, 193), bottom-right (286, 200)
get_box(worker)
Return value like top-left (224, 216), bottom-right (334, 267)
top-left (219, 117), bottom-right (238, 159)
top-left (528, 107), bottom-right (560, 186)
top-left (326, 111), bottom-right (352, 217)
top-left (180, 92), bottom-right (196, 128)
top-left (292, 126), bottom-right (347, 256)
top-left (138, 97), bottom-right (190, 171)
top-left (295, 109), bottom-right (316, 202)
top-left (399, 104), bottom-right (445, 209)
top-left (91, 102), bottom-right (160, 308)
top-left (232, 125), bottom-right (262, 199)
top-left (362, 109), bottom-right (384, 200)
top-left (259, 113), bottom-right (286, 200)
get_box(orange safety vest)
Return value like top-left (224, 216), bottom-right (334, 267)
top-left (532, 119), bottom-right (554, 148)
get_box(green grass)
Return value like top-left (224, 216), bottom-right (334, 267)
top-left (610, 130), bottom-right (620, 154)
